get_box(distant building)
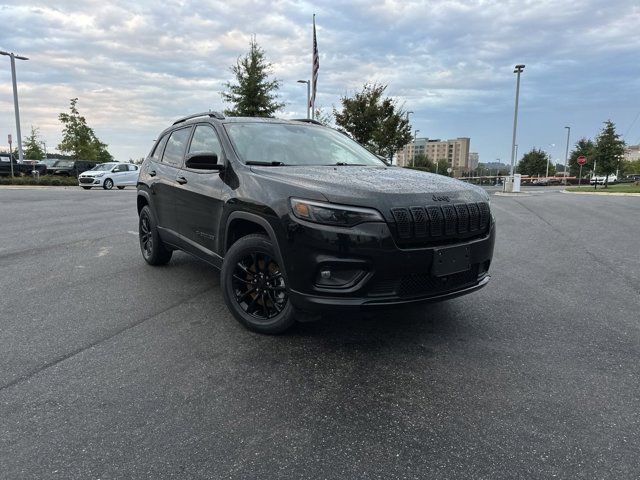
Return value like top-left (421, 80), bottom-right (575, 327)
top-left (396, 137), bottom-right (471, 175)
top-left (469, 152), bottom-right (479, 170)
top-left (624, 144), bottom-right (640, 162)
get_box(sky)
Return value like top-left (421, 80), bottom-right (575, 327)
top-left (0, 0), bottom-right (639, 165)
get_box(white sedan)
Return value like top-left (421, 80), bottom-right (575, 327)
top-left (78, 162), bottom-right (140, 190)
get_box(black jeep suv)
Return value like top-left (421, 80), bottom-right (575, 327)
top-left (137, 112), bottom-right (495, 333)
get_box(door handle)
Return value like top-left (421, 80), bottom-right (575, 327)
top-left (176, 176), bottom-right (188, 185)
top-left (149, 170), bottom-right (157, 177)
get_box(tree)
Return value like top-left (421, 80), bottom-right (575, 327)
top-left (313, 106), bottom-right (333, 127)
top-left (568, 138), bottom-right (596, 177)
top-left (23, 126), bottom-right (45, 160)
top-left (57, 98), bottom-right (113, 161)
top-left (413, 154), bottom-right (435, 171)
top-left (333, 83), bottom-right (412, 160)
top-left (517, 148), bottom-right (554, 176)
top-left (221, 37), bottom-right (284, 117)
top-left (594, 120), bottom-right (625, 187)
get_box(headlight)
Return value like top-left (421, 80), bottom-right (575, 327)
top-left (290, 198), bottom-right (384, 227)
top-left (95, 172), bottom-right (105, 177)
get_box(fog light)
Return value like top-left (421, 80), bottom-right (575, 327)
top-left (315, 266), bottom-right (366, 288)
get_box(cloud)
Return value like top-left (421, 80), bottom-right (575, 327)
top-left (0, 0), bottom-right (639, 161)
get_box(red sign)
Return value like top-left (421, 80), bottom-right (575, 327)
top-left (577, 156), bottom-right (587, 165)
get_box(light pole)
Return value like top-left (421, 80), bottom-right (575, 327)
top-left (0, 50), bottom-right (29, 163)
top-left (404, 111), bottom-right (413, 166)
top-left (297, 80), bottom-right (310, 119)
top-left (412, 129), bottom-right (420, 167)
top-left (545, 143), bottom-right (555, 178)
top-left (509, 64), bottom-right (525, 180)
top-left (514, 144), bottom-right (518, 172)
top-left (563, 126), bottom-right (570, 185)
top-left (40, 141), bottom-right (47, 159)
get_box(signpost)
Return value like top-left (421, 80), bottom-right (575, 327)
top-left (577, 155), bottom-right (586, 186)
top-left (7, 134), bottom-right (13, 178)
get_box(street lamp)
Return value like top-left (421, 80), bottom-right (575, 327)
top-left (509, 64), bottom-right (525, 181)
top-left (297, 80), bottom-right (310, 119)
top-left (0, 50), bottom-right (29, 163)
top-left (40, 141), bottom-right (47, 159)
top-left (546, 143), bottom-right (555, 178)
top-left (412, 129), bottom-right (420, 167)
top-left (563, 126), bottom-right (571, 185)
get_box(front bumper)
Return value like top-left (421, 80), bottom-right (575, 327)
top-left (281, 216), bottom-right (495, 313)
top-left (78, 176), bottom-right (103, 186)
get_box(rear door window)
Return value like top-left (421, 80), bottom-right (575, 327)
top-left (162, 128), bottom-right (192, 168)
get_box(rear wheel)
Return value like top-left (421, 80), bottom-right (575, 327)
top-left (139, 205), bottom-right (172, 265)
top-left (117, 186), bottom-right (125, 190)
top-left (103, 178), bottom-right (114, 190)
top-left (221, 234), bottom-right (295, 334)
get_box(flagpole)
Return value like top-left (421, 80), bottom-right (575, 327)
top-left (311, 14), bottom-right (315, 120)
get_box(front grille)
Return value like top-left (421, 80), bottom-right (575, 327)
top-left (79, 177), bottom-right (94, 184)
top-left (391, 201), bottom-right (490, 246)
top-left (367, 266), bottom-right (481, 298)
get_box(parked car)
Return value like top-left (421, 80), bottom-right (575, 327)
top-left (78, 162), bottom-right (140, 189)
top-left (51, 160), bottom-right (98, 177)
top-left (0, 155), bottom-right (47, 176)
top-left (590, 174), bottom-right (617, 185)
top-left (136, 112), bottom-right (495, 334)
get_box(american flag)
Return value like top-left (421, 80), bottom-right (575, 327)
top-left (311, 14), bottom-right (319, 112)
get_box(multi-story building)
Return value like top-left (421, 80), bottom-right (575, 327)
top-left (469, 152), bottom-right (479, 170)
top-left (396, 137), bottom-right (471, 175)
top-left (624, 144), bottom-right (640, 162)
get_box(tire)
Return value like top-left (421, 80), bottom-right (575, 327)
top-left (82, 186), bottom-right (92, 190)
top-left (117, 186), bottom-right (125, 190)
top-left (221, 234), bottom-right (295, 334)
top-left (139, 205), bottom-right (172, 265)
top-left (103, 178), bottom-right (114, 190)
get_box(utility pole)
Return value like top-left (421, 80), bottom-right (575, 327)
top-left (563, 126), bottom-right (571, 185)
top-left (509, 65), bottom-right (525, 179)
top-left (1, 51), bottom-right (29, 164)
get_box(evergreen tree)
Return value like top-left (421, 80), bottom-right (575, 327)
top-left (333, 83), bottom-right (412, 160)
top-left (57, 98), bottom-right (113, 162)
top-left (568, 138), bottom-right (596, 177)
top-left (23, 125), bottom-right (45, 160)
top-left (221, 38), bottom-right (285, 117)
top-left (594, 120), bottom-right (625, 187)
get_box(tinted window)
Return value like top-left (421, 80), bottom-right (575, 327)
top-left (188, 125), bottom-right (223, 160)
top-left (114, 164), bottom-right (127, 172)
top-left (128, 164), bottom-right (139, 171)
top-left (162, 128), bottom-right (191, 167)
top-left (151, 134), bottom-right (169, 161)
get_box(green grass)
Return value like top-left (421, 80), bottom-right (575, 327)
top-left (0, 175), bottom-right (79, 186)
top-left (566, 183), bottom-right (640, 193)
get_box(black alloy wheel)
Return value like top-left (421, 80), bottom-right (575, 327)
top-left (138, 205), bottom-right (172, 265)
top-left (221, 234), bottom-right (295, 334)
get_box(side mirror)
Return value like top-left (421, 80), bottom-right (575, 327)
top-left (185, 153), bottom-right (223, 171)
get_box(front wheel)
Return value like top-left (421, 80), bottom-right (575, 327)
top-left (117, 186), bottom-right (125, 190)
top-left (221, 234), bottom-right (295, 334)
top-left (139, 205), bottom-right (172, 265)
top-left (81, 186), bottom-right (92, 190)
top-left (103, 178), bottom-right (114, 190)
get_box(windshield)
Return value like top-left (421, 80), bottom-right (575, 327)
top-left (91, 163), bottom-right (116, 171)
top-left (42, 159), bottom-right (58, 166)
top-left (224, 123), bottom-right (386, 167)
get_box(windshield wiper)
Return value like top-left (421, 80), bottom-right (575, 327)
top-left (246, 161), bottom-right (286, 166)
top-left (334, 162), bottom-right (366, 166)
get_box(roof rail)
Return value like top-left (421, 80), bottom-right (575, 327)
top-left (173, 111), bottom-right (225, 125)
top-left (292, 118), bottom-right (323, 125)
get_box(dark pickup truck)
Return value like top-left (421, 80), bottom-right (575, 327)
top-left (0, 156), bottom-right (47, 176)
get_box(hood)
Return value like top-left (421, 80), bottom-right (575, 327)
top-left (250, 165), bottom-right (489, 218)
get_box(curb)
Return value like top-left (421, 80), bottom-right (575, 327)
top-left (561, 190), bottom-right (640, 197)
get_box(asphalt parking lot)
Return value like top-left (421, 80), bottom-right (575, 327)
top-left (1, 186), bottom-right (639, 479)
